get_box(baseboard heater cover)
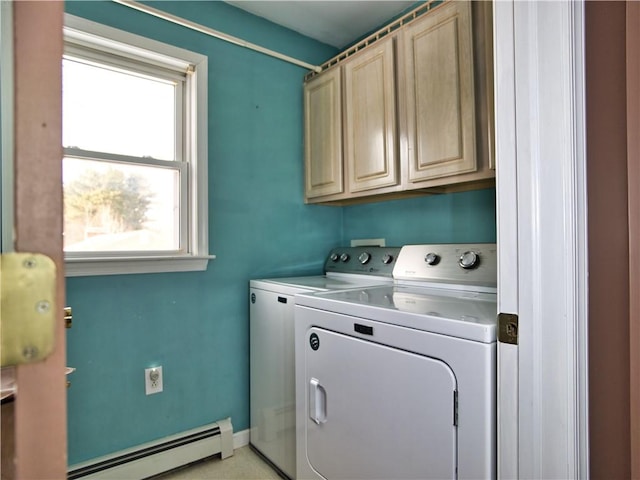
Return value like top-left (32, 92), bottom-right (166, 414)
top-left (68, 417), bottom-right (233, 479)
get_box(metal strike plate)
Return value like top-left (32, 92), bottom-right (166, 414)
top-left (498, 313), bottom-right (519, 345)
top-left (64, 306), bottom-right (72, 329)
top-left (1, 253), bottom-right (56, 366)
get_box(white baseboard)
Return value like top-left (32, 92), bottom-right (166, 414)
top-left (233, 428), bottom-right (250, 449)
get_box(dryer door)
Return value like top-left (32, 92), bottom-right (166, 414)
top-left (304, 327), bottom-right (458, 479)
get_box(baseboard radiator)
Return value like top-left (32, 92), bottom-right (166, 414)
top-left (68, 417), bottom-right (234, 479)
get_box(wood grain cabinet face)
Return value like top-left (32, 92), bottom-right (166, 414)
top-left (302, 1), bottom-right (493, 205)
top-left (304, 67), bottom-right (343, 199)
top-left (343, 37), bottom-right (399, 193)
top-left (403, 1), bottom-right (477, 184)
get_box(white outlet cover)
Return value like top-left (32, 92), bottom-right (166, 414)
top-left (350, 238), bottom-right (386, 247)
top-left (145, 366), bottom-right (163, 395)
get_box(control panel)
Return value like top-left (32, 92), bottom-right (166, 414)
top-left (324, 247), bottom-right (401, 277)
top-left (393, 244), bottom-right (497, 288)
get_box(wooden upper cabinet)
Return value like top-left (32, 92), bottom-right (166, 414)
top-left (304, 67), bottom-right (343, 199)
top-left (343, 37), bottom-right (399, 193)
top-left (402, 1), bottom-right (476, 184)
top-left (302, 1), bottom-right (494, 205)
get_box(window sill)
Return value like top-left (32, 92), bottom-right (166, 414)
top-left (64, 255), bottom-right (215, 277)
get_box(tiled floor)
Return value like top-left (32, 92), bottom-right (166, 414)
top-left (157, 446), bottom-right (283, 480)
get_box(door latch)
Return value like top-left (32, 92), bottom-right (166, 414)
top-left (1, 253), bottom-right (57, 366)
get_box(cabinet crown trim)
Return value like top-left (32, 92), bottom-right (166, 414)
top-left (305, 0), bottom-right (442, 82)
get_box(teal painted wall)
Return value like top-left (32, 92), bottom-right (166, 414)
top-left (342, 189), bottom-right (496, 246)
top-left (64, 0), bottom-right (341, 465)
top-left (64, 1), bottom-right (496, 466)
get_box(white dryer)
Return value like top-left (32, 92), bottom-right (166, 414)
top-left (294, 244), bottom-right (497, 480)
top-left (249, 246), bottom-right (400, 479)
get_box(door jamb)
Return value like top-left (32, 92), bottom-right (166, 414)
top-left (494, 1), bottom-right (589, 477)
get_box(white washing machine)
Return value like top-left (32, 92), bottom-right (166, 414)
top-left (249, 246), bottom-right (400, 479)
top-left (294, 244), bottom-right (497, 480)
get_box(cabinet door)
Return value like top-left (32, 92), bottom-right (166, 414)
top-left (344, 37), bottom-right (399, 193)
top-left (403, 1), bottom-right (476, 183)
top-left (304, 68), bottom-right (343, 199)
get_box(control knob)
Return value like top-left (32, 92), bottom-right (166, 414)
top-left (458, 251), bottom-right (480, 269)
top-left (330, 253), bottom-right (339, 262)
top-left (424, 253), bottom-right (440, 265)
top-left (340, 253), bottom-right (350, 263)
top-left (358, 252), bottom-right (371, 265)
top-left (381, 253), bottom-right (394, 264)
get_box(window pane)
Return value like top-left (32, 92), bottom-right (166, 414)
top-left (62, 58), bottom-right (176, 160)
top-left (63, 158), bottom-right (180, 252)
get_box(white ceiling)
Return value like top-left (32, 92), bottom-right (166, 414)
top-left (225, 1), bottom-right (416, 49)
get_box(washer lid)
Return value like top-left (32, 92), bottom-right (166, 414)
top-left (252, 274), bottom-right (390, 292)
top-left (295, 285), bottom-right (497, 343)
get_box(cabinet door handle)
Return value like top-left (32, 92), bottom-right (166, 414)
top-left (309, 377), bottom-right (327, 424)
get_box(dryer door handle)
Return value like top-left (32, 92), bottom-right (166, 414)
top-left (309, 378), bottom-right (327, 424)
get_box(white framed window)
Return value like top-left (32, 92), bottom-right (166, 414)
top-left (62, 14), bottom-right (212, 276)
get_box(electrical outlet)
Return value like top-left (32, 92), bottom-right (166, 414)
top-left (145, 366), bottom-right (163, 395)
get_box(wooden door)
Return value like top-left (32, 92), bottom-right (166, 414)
top-left (627, 3), bottom-right (640, 477)
top-left (1, 2), bottom-right (67, 479)
top-left (343, 36), bottom-right (398, 193)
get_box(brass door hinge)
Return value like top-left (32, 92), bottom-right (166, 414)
top-left (498, 313), bottom-right (519, 345)
top-left (1, 253), bottom-right (57, 366)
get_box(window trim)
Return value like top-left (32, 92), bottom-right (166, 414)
top-left (63, 14), bottom-right (213, 277)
